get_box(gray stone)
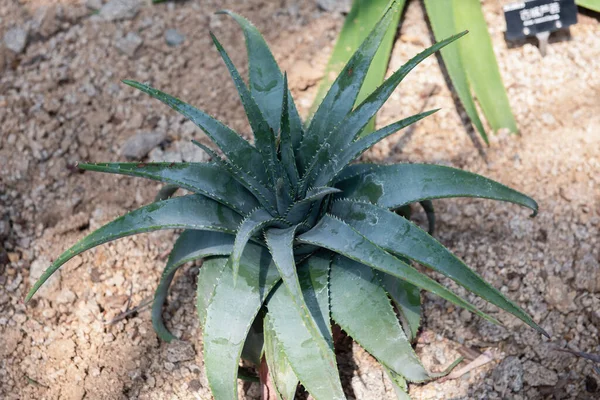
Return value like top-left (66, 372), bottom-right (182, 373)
top-left (100, 0), bottom-right (141, 21)
top-left (120, 131), bottom-right (166, 160)
top-left (545, 276), bottom-right (576, 313)
top-left (115, 32), bottom-right (143, 58)
top-left (166, 340), bottom-right (196, 363)
top-left (165, 29), bottom-right (185, 47)
top-left (29, 256), bottom-right (61, 297)
top-left (316, 0), bottom-right (352, 13)
top-left (86, 0), bottom-right (103, 11)
top-left (149, 140), bottom-right (210, 163)
top-left (492, 356), bottom-right (524, 393)
top-left (4, 28), bottom-right (28, 54)
top-left (523, 361), bottom-right (558, 387)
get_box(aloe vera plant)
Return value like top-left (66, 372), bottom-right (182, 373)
top-left (27, 3), bottom-right (547, 399)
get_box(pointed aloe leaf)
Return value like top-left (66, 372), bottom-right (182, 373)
top-left (196, 256), bottom-right (229, 328)
top-left (264, 314), bottom-right (299, 400)
top-left (330, 256), bottom-right (429, 382)
top-left (380, 273), bottom-right (421, 342)
top-left (210, 33), bottom-right (281, 187)
top-left (313, 109), bottom-right (438, 187)
top-left (267, 282), bottom-right (344, 400)
top-left (298, 215), bottom-right (499, 325)
top-left (203, 243), bottom-right (281, 399)
top-left (329, 30), bottom-right (467, 157)
top-left (279, 74), bottom-right (300, 189)
top-left (190, 140), bottom-right (277, 213)
top-left (330, 199), bottom-right (548, 336)
top-left (452, 0), bottom-right (517, 133)
top-left (231, 208), bottom-right (279, 281)
top-left (419, 200), bottom-right (435, 235)
top-left (122, 80), bottom-right (270, 185)
top-left (220, 10), bottom-right (304, 153)
top-left (153, 231), bottom-right (234, 342)
top-left (385, 367), bottom-right (411, 400)
top-left (298, 1), bottom-right (401, 172)
top-left (265, 226), bottom-right (333, 354)
top-left (335, 163), bottom-right (538, 216)
top-left (286, 187), bottom-right (341, 224)
top-left (26, 195), bottom-right (241, 302)
top-left (423, 0), bottom-right (488, 143)
top-left (79, 162), bottom-right (260, 215)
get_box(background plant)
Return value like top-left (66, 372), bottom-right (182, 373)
top-left (27, 2), bottom-right (546, 399)
top-left (312, 0), bottom-right (518, 143)
top-left (577, 0), bottom-right (600, 12)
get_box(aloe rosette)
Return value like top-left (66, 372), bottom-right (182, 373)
top-left (27, 2), bottom-right (546, 399)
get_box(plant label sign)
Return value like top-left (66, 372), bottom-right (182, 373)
top-left (504, 0), bottom-right (578, 40)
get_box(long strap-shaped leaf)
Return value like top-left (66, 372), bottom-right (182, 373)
top-left (191, 140), bottom-right (277, 213)
top-left (264, 315), bottom-right (299, 400)
top-left (330, 256), bottom-right (429, 382)
top-left (335, 163), bottom-right (538, 216)
top-left (210, 33), bottom-right (280, 187)
top-left (379, 273), bottom-right (421, 342)
top-left (196, 256), bottom-right (229, 328)
top-left (385, 367), bottom-right (411, 400)
top-left (298, 0), bottom-right (400, 173)
top-left (312, 109), bottom-right (438, 187)
top-left (279, 74), bottom-right (300, 189)
top-left (231, 208), bottom-right (280, 281)
top-left (153, 231), bottom-right (234, 342)
top-left (25, 194), bottom-right (241, 302)
top-left (265, 227), bottom-right (333, 351)
top-left (329, 31), bottom-right (467, 156)
top-left (423, 0), bottom-right (488, 143)
top-left (122, 80), bottom-right (270, 185)
top-left (79, 162), bottom-right (260, 215)
top-left (297, 215), bottom-right (498, 324)
top-left (220, 10), bottom-right (304, 153)
top-left (267, 281), bottom-right (344, 399)
top-left (452, 0), bottom-right (517, 133)
top-left (203, 243), bottom-right (281, 399)
top-left (330, 199), bottom-right (547, 336)
top-left (286, 187), bottom-right (341, 225)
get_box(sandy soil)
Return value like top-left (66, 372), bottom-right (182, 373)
top-left (1, 0), bottom-right (599, 399)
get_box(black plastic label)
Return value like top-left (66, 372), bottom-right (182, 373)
top-left (504, 0), bottom-right (578, 40)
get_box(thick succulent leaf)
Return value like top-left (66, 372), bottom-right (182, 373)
top-left (452, 0), bottom-right (517, 133)
top-left (153, 231), bottom-right (234, 342)
top-left (79, 162), bottom-right (259, 215)
top-left (279, 74), bottom-right (300, 189)
top-left (196, 256), bottom-right (229, 328)
top-left (419, 200), bottom-right (435, 235)
top-left (297, 215), bottom-right (499, 324)
top-left (313, 110), bottom-right (438, 187)
top-left (380, 273), bottom-right (421, 342)
top-left (203, 243), bottom-right (281, 399)
top-left (264, 315), bottom-right (299, 400)
top-left (330, 200), bottom-right (548, 336)
top-left (310, 0), bottom-right (405, 136)
top-left (231, 208), bottom-right (279, 282)
top-left (267, 282), bottom-right (344, 400)
top-left (423, 0), bottom-right (488, 143)
top-left (330, 256), bottom-right (429, 382)
top-left (155, 183), bottom-right (179, 201)
top-left (25, 194), bottom-right (241, 302)
top-left (286, 187), bottom-right (341, 224)
top-left (220, 10), bottom-right (304, 152)
top-left (122, 80), bottom-right (270, 185)
top-left (265, 227), bottom-right (333, 355)
top-left (191, 140), bottom-right (277, 212)
top-left (298, 1), bottom-right (400, 173)
top-left (329, 31), bottom-right (467, 157)
top-left (335, 163), bottom-right (538, 216)
top-left (385, 368), bottom-right (411, 400)
top-left (210, 33), bottom-right (280, 187)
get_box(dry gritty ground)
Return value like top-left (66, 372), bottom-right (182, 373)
top-left (1, 0), bottom-right (599, 399)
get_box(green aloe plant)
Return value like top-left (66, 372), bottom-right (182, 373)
top-left (27, 3), bottom-right (547, 399)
